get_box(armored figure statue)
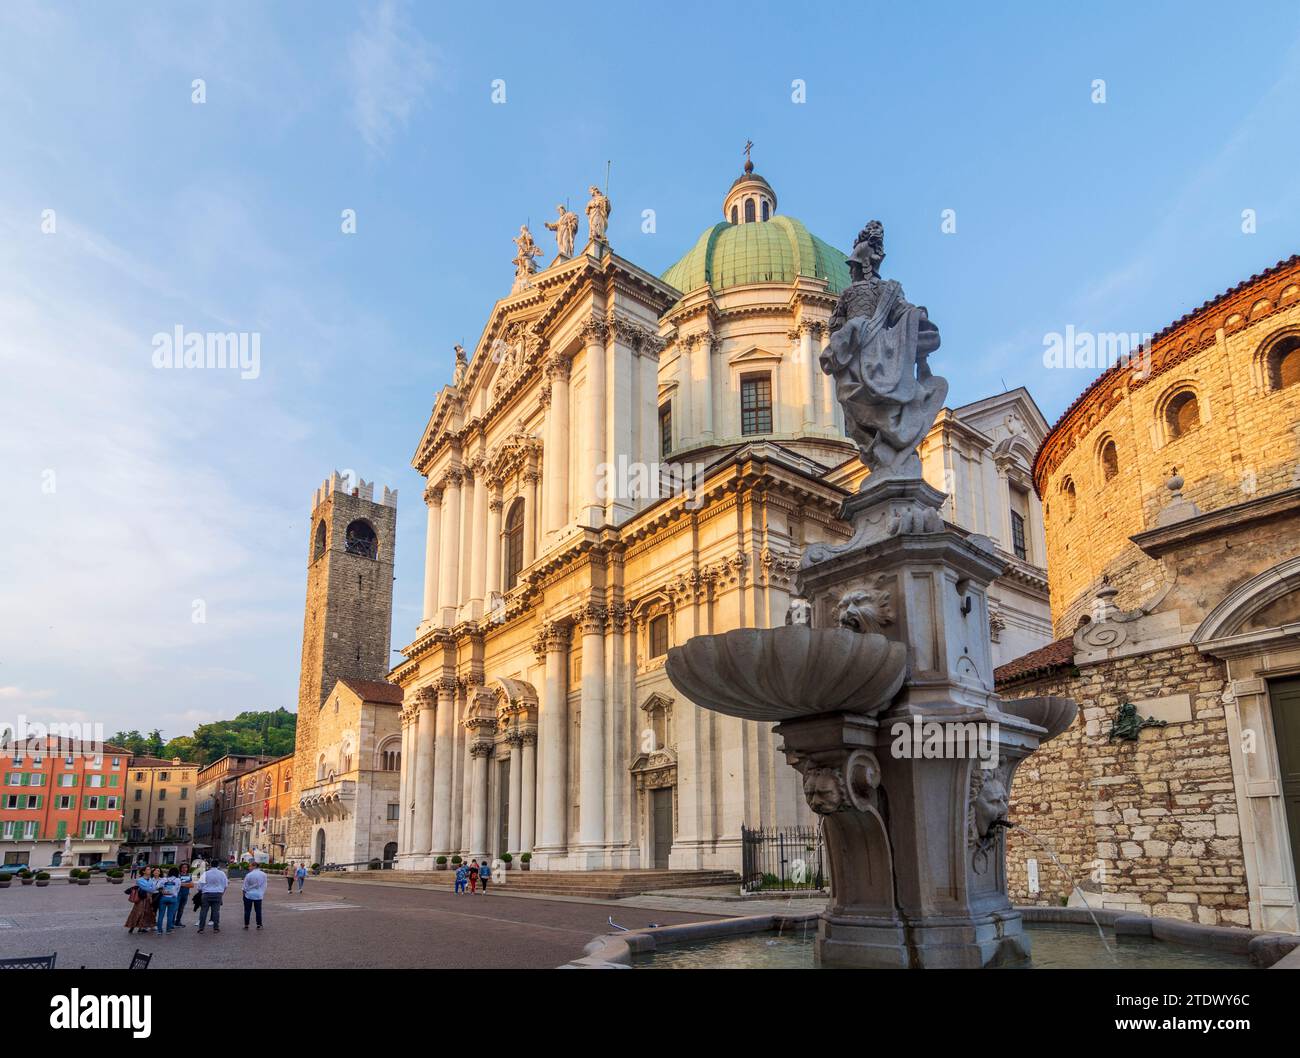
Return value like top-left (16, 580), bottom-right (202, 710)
top-left (823, 221), bottom-right (947, 482)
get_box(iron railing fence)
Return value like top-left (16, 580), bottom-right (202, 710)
top-left (740, 824), bottom-right (827, 893)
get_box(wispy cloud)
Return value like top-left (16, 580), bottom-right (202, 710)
top-left (346, 0), bottom-right (437, 155)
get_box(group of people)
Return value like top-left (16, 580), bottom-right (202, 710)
top-left (124, 859), bottom-right (305, 935)
top-left (453, 859), bottom-right (491, 894)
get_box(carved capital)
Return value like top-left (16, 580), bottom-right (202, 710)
top-left (413, 685), bottom-right (438, 710)
top-left (444, 468), bottom-right (463, 489)
top-left (470, 741), bottom-right (495, 759)
top-left (579, 316), bottom-right (609, 344)
top-left (488, 496), bottom-right (504, 514)
top-left (544, 354), bottom-right (571, 382)
top-left (579, 604), bottom-right (607, 636)
top-left (437, 675), bottom-right (459, 698)
top-left (544, 621), bottom-right (573, 652)
top-left (423, 484), bottom-right (444, 507)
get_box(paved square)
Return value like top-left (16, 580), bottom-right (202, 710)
top-left (0, 877), bottom-right (717, 969)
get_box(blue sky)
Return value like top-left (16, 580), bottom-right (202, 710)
top-left (3, 0), bottom-right (1298, 739)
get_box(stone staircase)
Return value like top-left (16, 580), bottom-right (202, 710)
top-left (328, 867), bottom-right (741, 900)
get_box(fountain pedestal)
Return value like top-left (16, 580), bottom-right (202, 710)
top-left (791, 476), bottom-right (1070, 967)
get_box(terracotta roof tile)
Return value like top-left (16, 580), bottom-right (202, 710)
top-left (994, 635), bottom-right (1075, 686)
top-left (337, 677), bottom-right (404, 704)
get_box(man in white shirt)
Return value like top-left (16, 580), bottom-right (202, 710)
top-left (242, 864), bottom-right (268, 930)
top-left (197, 862), bottom-right (229, 934)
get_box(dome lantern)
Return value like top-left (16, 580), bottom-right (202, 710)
top-left (722, 141), bottom-right (777, 224)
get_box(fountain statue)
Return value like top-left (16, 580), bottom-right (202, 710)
top-left (667, 222), bottom-right (1076, 968)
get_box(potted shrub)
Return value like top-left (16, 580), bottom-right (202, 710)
top-left (520, 852), bottom-right (531, 872)
top-left (66, 870), bottom-right (78, 884)
top-left (107, 869), bottom-right (124, 884)
top-left (0, 874), bottom-right (10, 889)
top-left (19, 869), bottom-right (34, 886)
top-left (76, 869), bottom-right (90, 886)
top-left (35, 871), bottom-right (50, 888)
top-left (435, 856), bottom-right (448, 871)
top-left (501, 852), bottom-right (513, 871)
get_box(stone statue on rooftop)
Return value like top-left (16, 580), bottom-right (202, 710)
top-left (545, 203), bottom-right (579, 258)
top-left (585, 185), bottom-right (611, 244)
top-left (823, 220), bottom-right (947, 482)
top-left (512, 224), bottom-right (544, 282)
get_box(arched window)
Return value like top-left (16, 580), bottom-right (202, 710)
top-left (342, 745), bottom-right (353, 773)
top-left (744, 198), bottom-right (756, 223)
top-left (503, 499), bottom-right (525, 590)
top-left (316, 754), bottom-right (326, 781)
top-left (761, 200), bottom-right (770, 221)
top-left (649, 614), bottom-right (669, 658)
top-left (730, 205), bottom-right (738, 224)
top-left (345, 519), bottom-right (378, 559)
top-left (1267, 335), bottom-right (1300, 391)
top-left (313, 520), bottom-right (327, 560)
top-left (1099, 438), bottom-right (1119, 482)
top-left (1165, 390), bottom-right (1200, 439)
top-left (1060, 477), bottom-right (1077, 518)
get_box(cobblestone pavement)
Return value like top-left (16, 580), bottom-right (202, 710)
top-left (0, 877), bottom-right (720, 969)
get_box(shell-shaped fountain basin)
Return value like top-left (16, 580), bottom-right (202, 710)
top-left (996, 695), bottom-right (1078, 744)
top-left (664, 625), bottom-right (908, 722)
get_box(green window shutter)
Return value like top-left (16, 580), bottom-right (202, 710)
top-left (32, 795), bottom-right (41, 809)
top-left (56, 821), bottom-right (66, 839)
top-left (16, 795), bottom-right (25, 809)
top-left (109, 775), bottom-right (118, 787)
top-left (96, 820), bottom-right (105, 838)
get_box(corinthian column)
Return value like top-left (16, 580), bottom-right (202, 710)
top-left (397, 708), bottom-right (413, 855)
top-left (581, 317), bottom-right (608, 528)
top-left (469, 463), bottom-right (488, 610)
top-left (486, 489), bottom-right (503, 602)
top-left (520, 729), bottom-right (537, 854)
top-left (536, 624), bottom-right (571, 861)
top-left (544, 357), bottom-right (571, 537)
top-left (411, 687), bottom-right (437, 861)
top-left (800, 323), bottom-right (818, 432)
top-left (468, 740), bottom-right (492, 861)
top-left (437, 470), bottom-right (462, 622)
top-left (431, 676), bottom-right (457, 856)
top-left (575, 604), bottom-right (607, 865)
top-left (819, 325), bottom-right (836, 432)
top-left (421, 485), bottom-right (442, 627)
top-left (506, 732), bottom-right (523, 854)
top-left (523, 467), bottom-right (540, 566)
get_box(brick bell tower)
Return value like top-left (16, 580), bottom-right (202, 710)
top-left (286, 471), bottom-right (398, 862)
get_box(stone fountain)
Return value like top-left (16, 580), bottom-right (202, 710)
top-left (666, 221), bottom-right (1076, 968)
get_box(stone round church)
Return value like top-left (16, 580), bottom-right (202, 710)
top-left (391, 162), bottom-right (1052, 873)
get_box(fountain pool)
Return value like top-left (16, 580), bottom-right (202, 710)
top-left (631, 924), bottom-right (1254, 970)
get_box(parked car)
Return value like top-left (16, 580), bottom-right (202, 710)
top-left (86, 861), bottom-right (121, 873)
top-left (0, 863), bottom-right (30, 876)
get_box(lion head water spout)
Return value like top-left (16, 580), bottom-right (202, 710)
top-left (666, 220), bottom-right (1078, 969)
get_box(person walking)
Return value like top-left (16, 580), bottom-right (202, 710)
top-left (478, 859), bottom-right (492, 894)
top-left (156, 868), bottom-right (181, 934)
top-left (285, 862), bottom-right (295, 894)
top-left (124, 872), bottom-right (155, 934)
top-left (197, 861), bottom-right (228, 933)
top-left (295, 863), bottom-right (307, 893)
top-left (454, 861), bottom-right (468, 894)
top-left (467, 860), bottom-right (479, 895)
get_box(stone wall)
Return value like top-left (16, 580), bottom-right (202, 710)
top-left (1002, 643), bottom-right (1251, 926)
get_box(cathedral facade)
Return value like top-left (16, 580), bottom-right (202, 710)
top-left (392, 163), bottom-right (1052, 873)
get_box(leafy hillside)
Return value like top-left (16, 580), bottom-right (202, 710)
top-left (110, 708), bottom-right (296, 765)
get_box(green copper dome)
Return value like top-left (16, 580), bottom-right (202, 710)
top-left (662, 215), bottom-right (850, 296)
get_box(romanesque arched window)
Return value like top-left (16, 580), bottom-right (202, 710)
top-left (744, 198), bottom-right (756, 223)
top-left (1266, 335), bottom-right (1300, 391)
top-left (730, 205), bottom-right (738, 224)
top-left (1099, 438), bottom-right (1119, 482)
top-left (761, 200), bottom-right (770, 221)
top-left (504, 499), bottom-right (524, 590)
top-left (1164, 390), bottom-right (1200, 440)
top-left (313, 520), bottom-right (327, 560)
top-left (1060, 477), bottom-right (1077, 518)
top-left (316, 754), bottom-right (326, 781)
top-left (345, 519), bottom-right (378, 559)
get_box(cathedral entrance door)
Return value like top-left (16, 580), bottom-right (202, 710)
top-left (498, 758), bottom-right (511, 856)
top-left (651, 788), bottom-right (673, 869)
top-left (1269, 677), bottom-right (1300, 889)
